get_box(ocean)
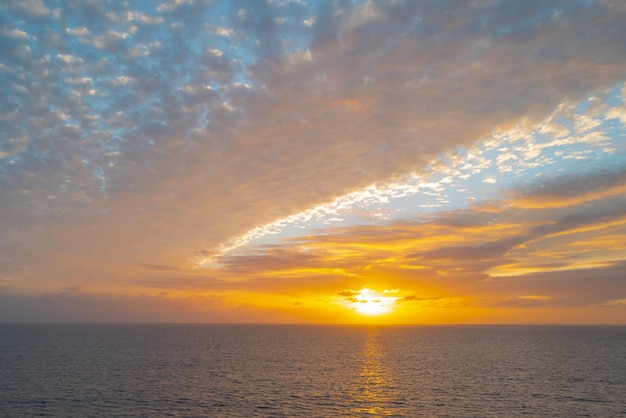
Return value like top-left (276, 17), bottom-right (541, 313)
top-left (1, 325), bottom-right (625, 417)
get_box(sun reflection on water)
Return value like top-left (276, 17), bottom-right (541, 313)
top-left (350, 328), bottom-right (400, 416)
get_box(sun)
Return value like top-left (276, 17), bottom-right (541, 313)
top-left (350, 288), bottom-right (397, 316)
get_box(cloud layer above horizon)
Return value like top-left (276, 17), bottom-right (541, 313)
top-left (1, 0), bottom-right (626, 323)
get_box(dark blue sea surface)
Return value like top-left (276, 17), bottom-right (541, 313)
top-left (1, 325), bottom-right (625, 417)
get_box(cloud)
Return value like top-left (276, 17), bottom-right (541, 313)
top-left (1, 0), bottom-right (626, 322)
top-left (0, 290), bottom-right (279, 323)
top-left (157, 0), bottom-right (193, 12)
top-left (188, 167), bottom-right (626, 311)
top-left (485, 261), bottom-right (626, 307)
top-left (606, 105), bottom-right (626, 125)
top-left (3, 0), bottom-right (50, 19)
top-left (141, 264), bottom-right (185, 272)
top-left (506, 168), bottom-right (626, 208)
top-left (337, 290), bottom-right (359, 298)
top-left (93, 30), bottom-right (129, 52)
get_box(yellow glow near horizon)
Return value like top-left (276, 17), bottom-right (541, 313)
top-left (350, 288), bottom-right (397, 316)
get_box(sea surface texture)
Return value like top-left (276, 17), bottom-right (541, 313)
top-left (1, 325), bottom-right (625, 417)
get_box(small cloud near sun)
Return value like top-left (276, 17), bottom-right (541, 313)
top-left (340, 288), bottom-right (398, 316)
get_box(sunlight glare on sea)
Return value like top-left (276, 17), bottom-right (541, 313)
top-left (1, 325), bottom-right (625, 417)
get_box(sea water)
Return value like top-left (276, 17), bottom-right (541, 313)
top-left (1, 325), bottom-right (625, 417)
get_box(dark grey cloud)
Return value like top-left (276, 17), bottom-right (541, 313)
top-left (507, 167), bottom-right (626, 204)
top-left (485, 261), bottom-right (626, 307)
top-left (0, 290), bottom-right (251, 323)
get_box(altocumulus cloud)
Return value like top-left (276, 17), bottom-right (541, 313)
top-left (1, 0), bottom-right (626, 322)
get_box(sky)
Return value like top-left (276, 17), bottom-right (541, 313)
top-left (1, 0), bottom-right (626, 324)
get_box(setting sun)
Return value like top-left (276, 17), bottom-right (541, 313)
top-left (350, 288), bottom-right (397, 316)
